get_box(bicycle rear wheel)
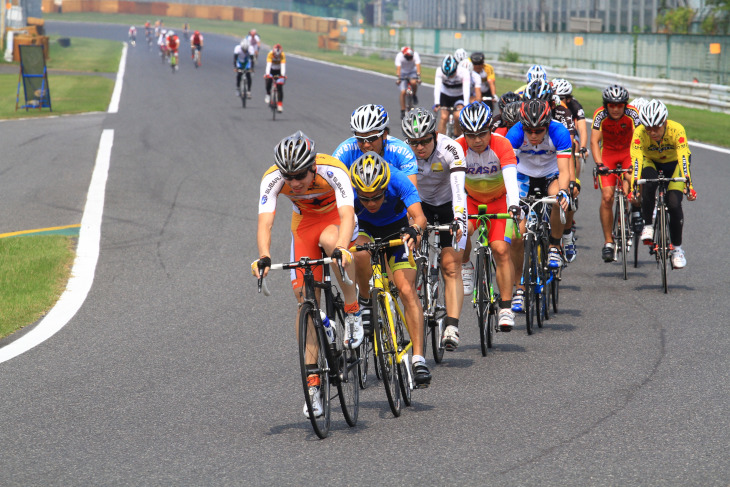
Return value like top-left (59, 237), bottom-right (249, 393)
top-left (333, 304), bottom-right (358, 427)
top-left (405, 88), bottom-right (414, 112)
top-left (298, 302), bottom-right (330, 439)
top-left (535, 241), bottom-right (546, 328)
top-left (357, 334), bottom-right (370, 389)
top-left (372, 290), bottom-right (401, 417)
top-left (551, 269), bottom-right (560, 314)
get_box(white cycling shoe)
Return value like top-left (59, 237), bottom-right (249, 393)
top-left (442, 325), bottom-right (460, 351)
top-left (303, 385), bottom-right (323, 418)
top-left (641, 225), bottom-right (654, 243)
top-left (671, 248), bottom-right (686, 269)
top-left (343, 312), bottom-right (364, 349)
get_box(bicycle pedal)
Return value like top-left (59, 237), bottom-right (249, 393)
top-left (414, 383), bottom-right (429, 390)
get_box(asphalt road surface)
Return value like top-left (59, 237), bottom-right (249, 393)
top-left (0, 21), bottom-right (728, 485)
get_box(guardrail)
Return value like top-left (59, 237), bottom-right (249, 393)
top-left (342, 44), bottom-right (730, 114)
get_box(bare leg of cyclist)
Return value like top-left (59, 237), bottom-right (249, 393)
top-left (318, 225), bottom-right (358, 306)
top-left (391, 268), bottom-right (424, 358)
top-left (453, 106), bottom-right (465, 137)
top-left (511, 219), bottom-right (527, 291)
top-left (491, 240), bottom-right (514, 301)
top-left (440, 247), bottom-right (464, 318)
top-left (600, 184), bottom-right (616, 244)
top-left (437, 108), bottom-right (448, 135)
top-left (293, 285), bottom-right (321, 364)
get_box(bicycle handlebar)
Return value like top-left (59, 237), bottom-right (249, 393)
top-left (637, 176), bottom-right (687, 185)
top-left (521, 196), bottom-right (566, 225)
top-left (257, 255), bottom-right (352, 297)
top-left (425, 221), bottom-right (460, 250)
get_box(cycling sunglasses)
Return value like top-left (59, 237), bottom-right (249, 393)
top-left (464, 130), bottom-right (491, 139)
top-left (282, 169), bottom-right (314, 181)
top-left (354, 130), bottom-right (385, 143)
top-left (407, 135), bottom-right (435, 147)
top-left (524, 128), bottom-right (547, 135)
top-left (357, 191), bottom-right (385, 203)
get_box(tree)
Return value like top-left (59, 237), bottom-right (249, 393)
top-left (656, 6), bottom-right (695, 33)
top-left (705, 0), bottom-right (730, 33)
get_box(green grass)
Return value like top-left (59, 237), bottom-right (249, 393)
top-left (46, 35), bottom-right (122, 72)
top-left (0, 236), bottom-right (74, 338)
top-left (0, 73), bottom-right (114, 118)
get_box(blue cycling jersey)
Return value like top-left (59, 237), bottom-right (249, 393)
top-left (332, 135), bottom-right (418, 176)
top-left (354, 165), bottom-right (421, 226)
top-left (505, 120), bottom-right (572, 178)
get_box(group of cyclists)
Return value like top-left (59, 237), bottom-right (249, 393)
top-left (133, 20), bottom-right (204, 70)
top-left (251, 49), bottom-right (696, 420)
top-left (233, 30), bottom-right (288, 112)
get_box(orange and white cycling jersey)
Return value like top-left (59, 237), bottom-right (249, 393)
top-left (258, 153), bottom-right (354, 216)
top-left (456, 133), bottom-right (518, 206)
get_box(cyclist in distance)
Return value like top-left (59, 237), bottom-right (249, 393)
top-left (252, 131), bottom-right (363, 418)
top-left (190, 30), bottom-right (203, 65)
top-left (157, 28), bottom-right (168, 58)
top-left (470, 52), bottom-right (497, 110)
top-left (333, 104), bottom-right (419, 330)
top-left (453, 48), bottom-right (469, 63)
top-left (493, 101), bottom-right (522, 136)
top-left (245, 28), bottom-right (261, 65)
top-left (459, 58), bottom-right (483, 104)
top-left (553, 78), bottom-right (589, 176)
top-left (264, 43), bottom-right (287, 113)
top-left (506, 99), bottom-right (572, 312)
top-left (233, 38), bottom-right (253, 98)
top-left (402, 108), bottom-right (467, 350)
top-left (165, 30), bottom-right (179, 69)
top-left (395, 46), bottom-right (422, 119)
top-left (591, 84), bottom-right (642, 262)
top-left (516, 64), bottom-right (547, 96)
top-left (349, 152), bottom-right (432, 387)
top-left (128, 25), bottom-right (136, 46)
top-left (630, 99), bottom-right (696, 268)
top-left (455, 101), bottom-right (522, 332)
top-left (144, 20), bottom-right (151, 39)
top-left (433, 54), bottom-right (471, 136)
top-left (491, 91), bottom-right (521, 132)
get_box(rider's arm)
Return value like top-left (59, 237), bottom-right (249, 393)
top-left (629, 126), bottom-right (648, 192)
top-left (433, 71), bottom-right (443, 107)
top-left (590, 128), bottom-right (603, 165)
top-left (461, 72), bottom-right (471, 106)
top-left (279, 54), bottom-right (286, 77)
top-left (672, 121), bottom-right (693, 186)
top-left (492, 135), bottom-right (520, 208)
top-left (576, 117), bottom-right (588, 151)
top-left (265, 59), bottom-right (272, 77)
top-left (257, 211), bottom-right (275, 259)
top-left (447, 145), bottom-right (468, 230)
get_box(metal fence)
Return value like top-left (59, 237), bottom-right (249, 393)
top-left (342, 44), bottom-right (730, 114)
top-left (345, 27), bottom-right (729, 86)
top-left (124, 0), bottom-right (356, 19)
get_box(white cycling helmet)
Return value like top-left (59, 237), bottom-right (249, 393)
top-left (639, 99), bottom-right (668, 127)
top-left (167, 30), bottom-right (174, 37)
top-left (350, 104), bottom-right (389, 134)
top-left (458, 59), bottom-right (473, 72)
top-left (630, 97), bottom-right (649, 111)
top-left (526, 64), bottom-right (547, 83)
top-left (240, 38), bottom-right (250, 50)
top-left (454, 48), bottom-right (468, 63)
top-left (552, 78), bottom-right (573, 96)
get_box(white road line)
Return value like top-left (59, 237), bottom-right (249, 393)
top-left (108, 42), bottom-right (127, 113)
top-left (0, 129), bottom-right (114, 364)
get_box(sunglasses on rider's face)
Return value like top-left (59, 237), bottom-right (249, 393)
top-left (355, 131), bottom-right (385, 144)
top-left (607, 103), bottom-right (625, 109)
top-left (407, 135), bottom-right (434, 147)
top-left (282, 169), bottom-right (313, 181)
top-left (464, 130), bottom-right (491, 139)
top-left (525, 128), bottom-right (547, 135)
top-left (357, 191), bottom-right (385, 203)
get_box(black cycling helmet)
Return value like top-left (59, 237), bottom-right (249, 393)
top-left (602, 84), bottom-right (629, 107)
top-left (498, 91), bottom-right (521, 110)
top-left (500, 101), bottom-right (522, 128)
top-left (519, 99), bottom-right (552, 129)
top-left (470, 51), bottom-right (485, 65)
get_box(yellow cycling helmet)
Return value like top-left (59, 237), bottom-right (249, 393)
top-left (350, 151), bottom-right (390, 193)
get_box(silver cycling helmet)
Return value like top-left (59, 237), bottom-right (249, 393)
top-left (639, 99), bottom-right (668, 127)
top-left (524, 78), bottom-right (553, 101)
top-left (459, 101), bottom-right (492, 133)
top-left (629, 97), bottom-right (649, 112)
top-left (402, 108), bottom-right (437, 140)
top-left (552, 78), bottom-right (573, 96)
top-left (273, 131), bottom-right (317, 174)
top-left (500, 101), bottom-right (522, 128)
top-left (602, 84), bottom-right (630, 107)
top-left (350, 104), bottom-right (389, 134)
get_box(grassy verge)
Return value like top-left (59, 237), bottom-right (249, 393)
top-left (0, 236), bottom-right (74, 339)
top-left (46, 35), bottom-right (123, 72)
top-left (45, 12), bottom-right (730, 147)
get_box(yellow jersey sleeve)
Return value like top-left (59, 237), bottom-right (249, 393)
top-left (484, 64), bottom-right (495, 81)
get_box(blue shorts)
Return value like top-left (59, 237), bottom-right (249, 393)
top-left (517, 171), bottom-right (560, 199)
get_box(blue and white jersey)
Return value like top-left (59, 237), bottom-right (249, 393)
top-left (332, 135), bottom-right (418, 177)
top-left (354, 166), bottom-right (421, 226)
top-left (505, 120), bottom-right (572, 178)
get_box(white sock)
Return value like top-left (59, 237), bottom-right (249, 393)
top-left (412, 355), bottom-right (425, 365)
top-left (674, 245), bottom-right (682, 252)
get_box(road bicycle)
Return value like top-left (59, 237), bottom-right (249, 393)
top-left (440, 106), bottom-right (459, 138)
top-left (266, 75), bottom-right (286, 120)
top-left (415, 219), bottom-right (458, 364)
top-left (468, 206), bottom-right (514, 355)
top-left (399, 76), bottom-right (421, 113)
top-left (237, 67), bottom-right (251, 108)
top-left (351, 234), bottom-right (417, 417)
top-left (636, 171), bottom-right (687, 294)
top-left (258, 253), bottom-right (359, 439)
top-left (520, 192), bottom-right (565, 334)
top-left (169, 50), bottom-right (178, 73)
top-left (595, 165), bottom-right (635, 280)
top-left (192, 47), bottom-right (201, 68)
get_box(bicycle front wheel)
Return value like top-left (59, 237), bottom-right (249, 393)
top-left (357, 334), bottom-right (370, 389)
top-left (618, 195), bottom-right (628, 280)
top-left (535, 241), bottom-right (546, 328)
top-left (333, 305), bottom-right (358, 427)
top-left (271, 89), bottom-right (278, 121)
top-left (659, 204), bottom-right (668, 293)
top-left (476, 250), bottom-right (494, 356)
top-left (394, 304), bottom-right (412, 407)
top-left (430, 271), bottom-right (446, 363)
top-left (522, 238), bottom-right (535, 335)
top-left (241, 83), bottom-right (247, 108)
top-left (372, 290), bottom-right (401, 417)
top-left (298, 302), bottom-right (331, 439)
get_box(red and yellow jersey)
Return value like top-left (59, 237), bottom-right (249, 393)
top-left (592, 105), bottom-right (640, 152)
top-left (258, 154), bottom-right (354, 216)
top-left (266, 50), bottom-right (286, 68)
top-left (166, 35), bottom-right (179, 50)
top-left (630, 119), bottom-right (692, 188)
top-left (456, 133), bottom-right (517, 204)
